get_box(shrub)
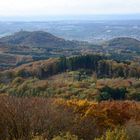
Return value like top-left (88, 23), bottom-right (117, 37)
top-left (94, 128), bottom-right (128, 140)
top-left (52, 132), bottom-right (79, 140)
top-left (97, 86), bottom-right (127, 101)
top-left (129, 92), bottom-right (140, 101)
top-left (125, 120), bottom-right (140, 140)
top-left (0, 97), bottom-right (139, 140)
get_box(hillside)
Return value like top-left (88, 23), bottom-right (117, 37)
top-left (0, 31), bottom-right (80, 48)
top-left (0, 55), bottom-right (140, 140)
top-left (106, 37), bottom-right (140, 50)
top-left (1, 32), bottom-right (140, 71)
top-left (0, 54), bottom-right (140, 101)
top-left (0, 31), bottom-right (89, 70)
top-left (1, 54), bottom-right (140, 82)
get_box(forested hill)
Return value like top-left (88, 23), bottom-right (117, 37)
top-left (106, 37), bottom-right (140, 50)
top-left (1, 55), bottom-right (140, 82)
top-left (0, 31), bottom-right (81, 48)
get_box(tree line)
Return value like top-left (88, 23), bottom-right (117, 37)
top-left (33, 55), bottom-right (140, 79)
top-left (1, 54), bottom-right (140, 81)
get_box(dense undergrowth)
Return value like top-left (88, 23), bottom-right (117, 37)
top-left (0, 72), bottom-right (140, 101)
top-left (0, 97), bottom-right (140, 140)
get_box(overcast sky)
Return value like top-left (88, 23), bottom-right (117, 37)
top-left (0, 0), bottom-right (140, 16)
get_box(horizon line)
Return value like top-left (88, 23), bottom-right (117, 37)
top-left (1, 14), bottom-right (140, 21)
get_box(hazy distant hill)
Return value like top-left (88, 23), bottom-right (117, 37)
top-left (1, 21), bottom-right (140, 42)
top-left (106, 37), bottom-right (140, 50)
top-left (0, 31), bottom-right (80, 48)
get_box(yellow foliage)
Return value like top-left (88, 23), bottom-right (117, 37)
top-left (94, 128), bottom-right (128, 140)
top-left (52, 132), bottom-right (79, 140)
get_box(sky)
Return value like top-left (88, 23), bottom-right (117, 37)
top-left (0, 0), bottom-right (140, 19)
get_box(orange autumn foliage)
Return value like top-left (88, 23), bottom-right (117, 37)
top-left (0, 97), bottom-right (140, 140)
